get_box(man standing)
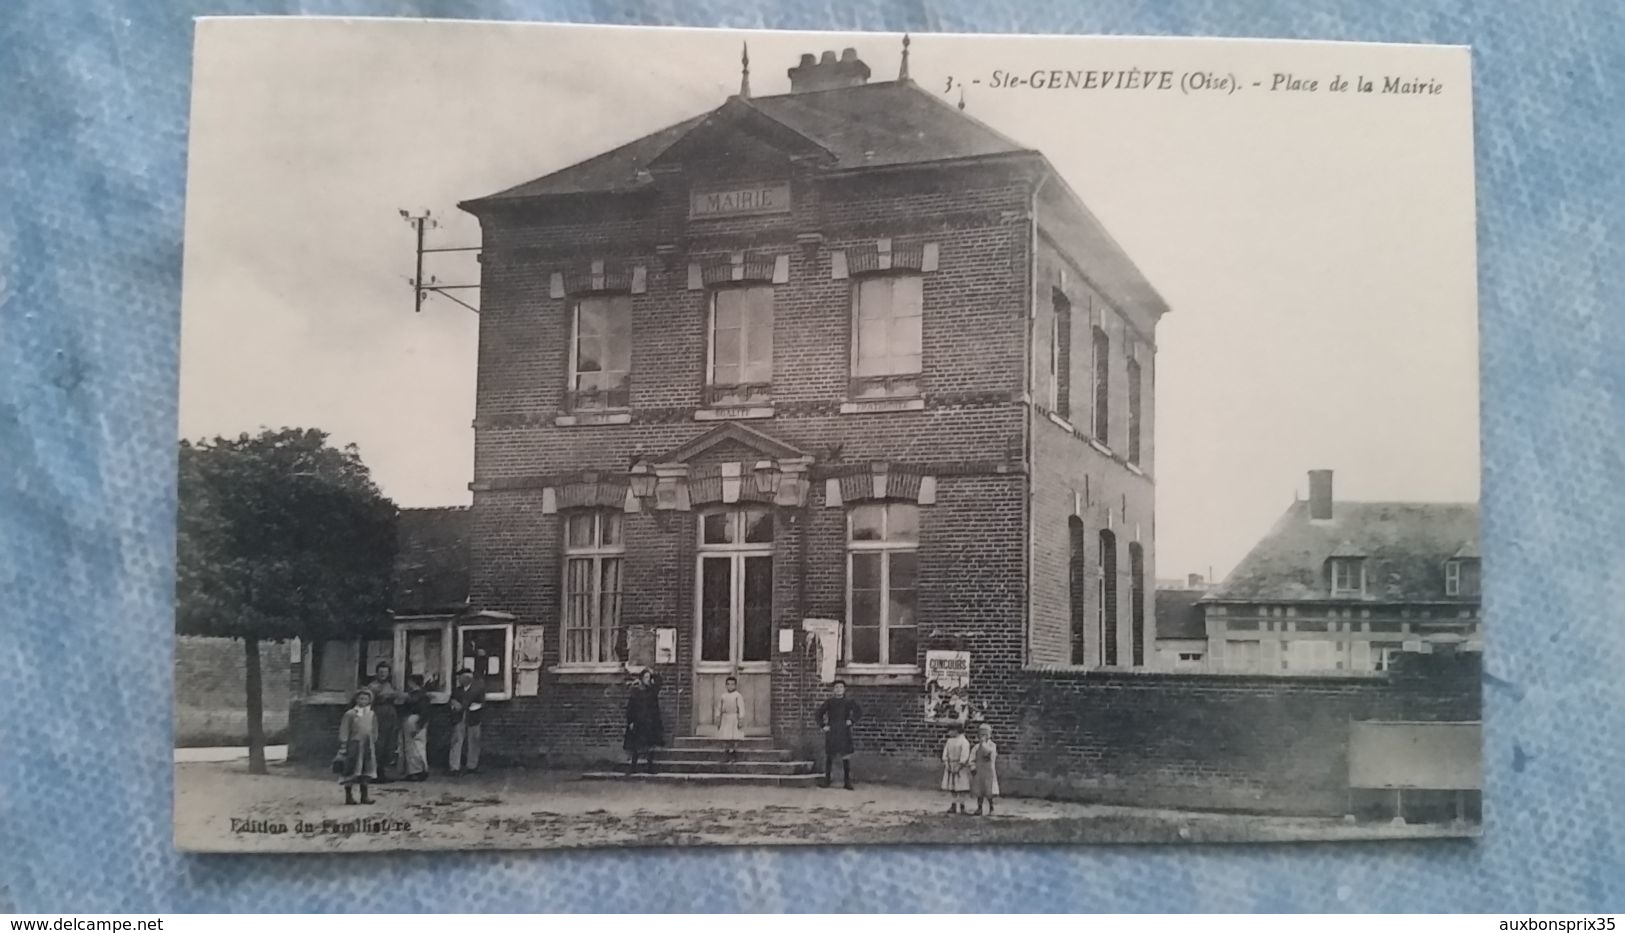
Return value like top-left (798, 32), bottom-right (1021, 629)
top-left (448, 667), bottom-right (486, 776)
top-left (815, 679), bottom-right (862, 790)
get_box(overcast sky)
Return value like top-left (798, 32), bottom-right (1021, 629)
top-left (180, 19), bottom-right (1478, 582)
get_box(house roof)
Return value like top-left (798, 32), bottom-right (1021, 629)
top-left (1155, 588), bottom-right (1208, 640)
top-left (464, 80), bottom-right (1031, 206)
top-left (392, 507), bottom-right (471, 615)
top-left (1211, 500), bottom-right (1480, 603)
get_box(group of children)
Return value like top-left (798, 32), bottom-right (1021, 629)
top-left (333, 664), bottom-right (487, 805)
top-left (940, 721), bottom-right (1000, 815)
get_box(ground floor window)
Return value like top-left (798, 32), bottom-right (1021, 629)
top-left (1283, 639), bottom-right (1338, 672)
top-left (562, 510), bottom-right (624, 667)
top-left (1225, 639), bottom-right (1262, 673)
top-left (847, 503), bottom-right (919, 668)
top-left (307, 637), bottom-right (391, 700)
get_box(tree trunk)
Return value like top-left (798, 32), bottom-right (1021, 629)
top-left (244, 637), bottom-right (268, 775)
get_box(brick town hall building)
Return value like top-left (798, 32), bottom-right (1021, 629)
top-left (292, 45), bottom-right (1170, 776)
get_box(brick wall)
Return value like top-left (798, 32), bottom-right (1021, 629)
top-left (1006, 651), bottom-right (1479, 814)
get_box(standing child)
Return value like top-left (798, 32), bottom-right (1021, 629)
top-left (940, 722), bottom-right (972, 814)
top-left (969, 722), bottom-right (1000, 816)
top-left (334, 687), bottom-right (378, 805)
top-left (715, 675), bottom-right (746, 761)
top-left (815, 680), bottom-right (863, 789)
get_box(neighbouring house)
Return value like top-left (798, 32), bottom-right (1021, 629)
top-left (1153, 575), bottom-right (1212, 671)
top-left (1200, 470), bottom-right (1481, 675)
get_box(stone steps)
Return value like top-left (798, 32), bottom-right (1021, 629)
top-left (583, 736), bottom-right (818, 785)
top-left (655, 747), bottom-right (794, 762)
top-left (671, 735), bottom-right (778, 749)
top-left (580, 770), bottom-right (823, 787)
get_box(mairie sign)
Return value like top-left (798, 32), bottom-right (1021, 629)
top-left (690, 182), bottom-right (792, 219)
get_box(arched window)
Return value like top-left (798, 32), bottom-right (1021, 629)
top-left (1129, 542), bottom-right (1146, 667)
top-left (1098, 529), bottom-right (1118, 666)
top-left (1068, 516), bottom-right (1087, 665)
top-left (1091, 326), bottom-right (1110, 442)
top-left (561, 510), bottom-right (624, 666)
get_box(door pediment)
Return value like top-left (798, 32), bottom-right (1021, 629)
top-left (658, 421), bottom-right (807, 466)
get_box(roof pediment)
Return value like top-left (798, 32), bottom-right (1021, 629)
top-left (658, 422), bottom-right (808, 465)
top-left (648, 97), bottom-right (834, 174)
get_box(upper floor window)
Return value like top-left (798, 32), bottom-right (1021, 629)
top-left (847, 502), bottom-right (919, 667)
top-left (1330, 557), bottom-right (1365, 596)
top-left (568, 295), bottom-right (631, 410)
top-left (562, 510), bottom-right (624, 666)
top-left (1126, 355), bottom-right (1143, 465)
top-left (1091, 325), bottom-right (1110, 442)
top-left (1445, 558), bottom-right (1481, 597)
top-left (707, 286), bottom-right (774, 407)
top-left (1051, 290), bottom-right (1072, 419)
top-left (851, 275), bottom-right (923, 400)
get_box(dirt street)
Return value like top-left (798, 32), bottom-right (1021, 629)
top-left (174, 761), bottom-right (1472, 853)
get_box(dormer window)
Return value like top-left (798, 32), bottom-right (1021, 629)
top-left (1329, 557), bottom-right (1365, 596)
top-left (1445, 558), bottom-right (1480, 597)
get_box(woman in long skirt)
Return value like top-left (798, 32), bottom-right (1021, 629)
top-left (399, 674), bottom-right (430, 782)
top-left (335, 688), bottom-right (379, 805)
top-left (624, 669), bottom-right (665, 773)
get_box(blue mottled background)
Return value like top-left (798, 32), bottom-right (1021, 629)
top-left (1, 0), bottom-right (1622, 914)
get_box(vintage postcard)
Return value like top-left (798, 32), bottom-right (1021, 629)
top-left (173, 18), bottom-right (1480, 852)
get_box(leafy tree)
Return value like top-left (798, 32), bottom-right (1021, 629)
top-left (176, 428), bottom-right (397, 773)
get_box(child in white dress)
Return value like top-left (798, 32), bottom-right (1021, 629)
top-left (940, 722), bottom-right (972, 814)
top-left (715, 675), bottom-right (746, 761)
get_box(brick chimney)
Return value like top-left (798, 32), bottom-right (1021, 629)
top-left (1307, 469), bottom-right (1334, 521)
top-left (788, 48), bottom-right (871, 93)
top-left (1186, 572), bottom-right (1206, 589)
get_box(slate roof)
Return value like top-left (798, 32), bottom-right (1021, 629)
top-left (392, 507), bottom-right (471, 615)
top-left (1155, 588), bottom-right (1208, 640)
top-left (466, 80), bottom-right (1030, 205)
top-left (1211, 500), bottom-right (1480, 603)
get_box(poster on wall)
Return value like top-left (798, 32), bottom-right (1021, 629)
top-left (514, 625), bottom-right (545, 697)
top-left (924, 650), bottom-right (971, 722)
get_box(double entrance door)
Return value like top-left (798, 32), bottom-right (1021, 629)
top-left (693, 508), bottom-right (774, 736)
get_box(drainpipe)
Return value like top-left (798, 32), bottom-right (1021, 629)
top-left (1024, 171), bottom-right (1049, 668)
top-left (795, 491), bottom-right (812, 756)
